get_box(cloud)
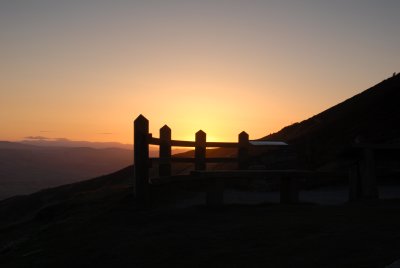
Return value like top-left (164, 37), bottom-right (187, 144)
top-left (55, 138), bottom-right (70, 141)
top-left (24, 136), bottom-right (50, 140)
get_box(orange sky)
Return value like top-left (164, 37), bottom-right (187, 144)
top-left (1, 1), bottom-right (399, 144)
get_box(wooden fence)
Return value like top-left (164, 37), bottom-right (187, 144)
top-left (134, 114), bottom-right (400, 206)
top-left (133, 114), bottom-right (288, 205)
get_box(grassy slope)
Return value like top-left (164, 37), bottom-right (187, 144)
top-left (1, 166), bottom-right (400, 267)
top-left (263, 75), bottom-right (400, 168)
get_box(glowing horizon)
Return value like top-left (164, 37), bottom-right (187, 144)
top-left (1, 1), bottom-right (399, 144)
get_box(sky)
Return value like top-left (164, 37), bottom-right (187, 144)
top-left (1, 0), bottom-right (399, 144)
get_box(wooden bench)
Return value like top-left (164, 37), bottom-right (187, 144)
top-left (150, 169), bottom-right (332, 207)
top-left (191, 170), bottom-right (335, 206)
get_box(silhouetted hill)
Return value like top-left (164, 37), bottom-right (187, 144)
top-left (147, 75), bottom-right (400, 171)
top-left (263, 74), bottom-right (400, 168)
top-left (0, 142), bottom-right (133, 200)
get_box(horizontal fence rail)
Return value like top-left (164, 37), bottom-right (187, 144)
top-left (149, 136), bottom-right (260, 148)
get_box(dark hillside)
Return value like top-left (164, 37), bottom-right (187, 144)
top-left (263, 75), bottom-right (400, 167)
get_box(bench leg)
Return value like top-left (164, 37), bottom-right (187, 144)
top-left (360, 148), bottom-right (378, 199)
top-left (348, 164), bottom-right (362, 202)
top-left (280, 177), bottom-right (298, 204)
top-left (206, 178), bottom-right (224, 207)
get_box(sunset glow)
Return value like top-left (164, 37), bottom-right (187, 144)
top-left (1, 1), bottom-right (399, 144)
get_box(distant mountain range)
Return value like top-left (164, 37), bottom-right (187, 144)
top-left (20, 138), bottom-right (132, 149)
top-left (0, 140), bottom-right (191, 200)
top-left (0, 141), bottom-right (133, 200)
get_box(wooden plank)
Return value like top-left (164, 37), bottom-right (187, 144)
top-left (249, 141), bottom-right (288, 146)
top-left (206, 157), bottom-right (237, 163)
top-left (170, 157), bottom-right (194, 163)
top-left (150, 175), bottom-right (197, 185)
top-left (151, 169), bottom-right (341, 180)
top-left (153, 137), bottom-right (240, 148)
top-left (170, 140), bottom-right (196, 147)
top-left (353, 144), bottom-right (400, 150)
top-left (148, 137), bottom-right (161, 145)
top-left (191, 170), bottom-right (317, 178)
top-left (206, 141), bottom-right (238, 148)
top-left (153, 137), bottom-right (290, 149)
top-left (169, 157), bottom-right (237, 163)
top-left (162, 140), bottom-right (238, 148)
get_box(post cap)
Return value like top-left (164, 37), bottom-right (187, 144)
top-left (239, 131), bottom-right (249, 137)
top-left (196, 130), bottom-right (206, 136)
top-left (135, 114), bottom-right (149, 123)
top-left (160, 124), bottom-right (171, 131)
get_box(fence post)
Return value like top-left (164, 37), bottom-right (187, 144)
top-left (134, 115), bottom-right (150, 205)
top-left (361, 148), bottom-right (378, 199)
top-left (238, 131), bottom-right (249, 170)
top-left (280, 176), bottom-right (299, 204)
top-left (159, 125), bottom-right (172, 176)
top-left (195, 130), bottom-right (206, 170)
top-left (348, 163), bottom-right (362, 202)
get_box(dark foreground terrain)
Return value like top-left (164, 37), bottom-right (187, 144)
top-left (1, 166), bottom-right (400, 267)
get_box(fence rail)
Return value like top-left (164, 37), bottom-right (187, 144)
top-left (149, 136), bottom-right (239, 148)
